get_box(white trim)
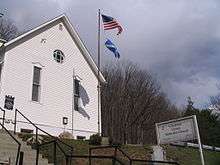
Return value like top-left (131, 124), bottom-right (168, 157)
top-left (4, 14), bottom-right (106, 84)
top-left (63, 16), bottom-right (106, 83)
top-left (32, 62), bottom-right (45, 68)
top-left (4, 14), bottom-right (65, 47)
top-left (6, 118), bottom-right (98, 134)
top-left (74, 75), bottom-right (83, 81)
top-left (156, 115), bottom-right (195, 126)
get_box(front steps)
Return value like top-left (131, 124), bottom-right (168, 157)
top-left (0, 129), bottom-right (53, 165)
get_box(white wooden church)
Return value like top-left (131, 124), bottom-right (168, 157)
top-left (0, 14), bottom-right (106, 139)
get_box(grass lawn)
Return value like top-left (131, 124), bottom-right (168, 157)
top-left (165, 145), bottom-right (220, 165)
top-left (18, 133), bottom-right (220, 165)
top-left (17, 134), bottom-right (152, 165)
top-left (35, 138), bottom-right (153, 165)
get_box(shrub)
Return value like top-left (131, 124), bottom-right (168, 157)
top-left (18, 133), bottom-right (33, 142)
top-left (111, 141), bottom-right (122, 147)
top-left (89, 133), bottom-right (102, 145)
top-left (58, 131), bottom-right (74, 139)
top-left (108, 137), bottom-right (122, 147)
top-left (109, 137), bottom-right (113, 145)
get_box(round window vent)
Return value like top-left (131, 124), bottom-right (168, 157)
top-left (53, 50), bottom-right (65, 63)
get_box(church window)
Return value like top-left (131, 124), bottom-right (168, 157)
top-left (53, 50), bottom-right (65, 63)
top-left (32, 66), bottom-right (41, 102)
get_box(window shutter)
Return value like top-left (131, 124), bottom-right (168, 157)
top-left (74, 79), bottom-right (80, 111)
top-left (74, 79), bottom-right (80, 96)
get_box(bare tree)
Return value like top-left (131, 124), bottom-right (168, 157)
top-left (101, 61), bottom-right (179, 144)
top-left (0, 18), bottom-right (18, 41)
top-left (210, 84), bottom-right (220, 111)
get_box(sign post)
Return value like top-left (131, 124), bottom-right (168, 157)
top-left (193, 115), bottom-right (205, 165)
top-left (156, 115), bottom-right (205, 165)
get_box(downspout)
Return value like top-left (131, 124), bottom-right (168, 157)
top-left (71, 68), bottom-right (75, 135)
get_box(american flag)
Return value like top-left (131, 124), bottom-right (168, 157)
top-left (101, 14), bottom-right (123, 35)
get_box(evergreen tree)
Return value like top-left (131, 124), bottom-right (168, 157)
top-left (183, 98), bottom-right (220, 147)
top-left (184, 96), bottom-right (198, 116)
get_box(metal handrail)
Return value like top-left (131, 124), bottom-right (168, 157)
top-left (0, 107), bottom-right (5, 126)
top-left (67, 155), bottom-right (125, 165)
top-left (89, 145), bottom-right (180, 165)
top-left (0, 122), bottom-right (21, 165)
top-left (14, 109), bottom-right (73, 149)
top-left (89, 145), bottom-right (129, 165)
top-left (117, 147), bottom-right (131, 162)
top-left (14, 108), bottom-right (73, 165)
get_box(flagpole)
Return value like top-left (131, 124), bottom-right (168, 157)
top-left (97, 9), bottom-right (101, 135)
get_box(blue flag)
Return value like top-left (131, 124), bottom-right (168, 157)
top-left (105, 39), bottom-right (120, 58)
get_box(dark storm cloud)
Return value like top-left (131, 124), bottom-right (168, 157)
top-left (1, 0), bottom-right (220, 107)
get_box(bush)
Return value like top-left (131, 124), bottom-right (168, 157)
top-left (18, 133), bottom-right (33, 142)
top-left (58, 131), bottom-right (74, 139)
top-left (108, 137), bottom-right (122, 147)
top-left (89, 133), bottom-right (102, 145)
top-left (111, 141), bottom-right (122, 147)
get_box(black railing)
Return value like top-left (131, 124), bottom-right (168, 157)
top-left (88, 145), bottom-right (128, 165)
top-left (0, 122), bottom-right (21, 165)
top-left (0, 107), bottom-right (5, 126)
top-left (14, 109), bottom-right (73, 165)
top-left (67, 154), bottom-right (125, 165)
top-left (88, 145), bottom-right (180, 165)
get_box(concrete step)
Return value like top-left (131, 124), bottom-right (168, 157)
top-left (0, 148), bottom-right (48, 161)
top-left (0, 134), bottom-right (28, 146)
top-left (0, 152), bottom-right (50, 165)
top-left (0, 153), bottom-right (13, 164)
top-left (0, 149), bottom-right (39, 159)
top-left (0, 129), bottom-right (53, 165)
top-left (0, 133), bottom-right (51, 149)
top-left (0, 143), bottom-right (34, 152)
top-left (0, 143), bottom-right (52, 162)
top-left (0, 140), bottom-right (33, 151)
top-left (0, 142), bottom-right (51, 158)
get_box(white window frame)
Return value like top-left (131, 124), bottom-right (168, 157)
top-left (53, 50), bottom-right (65, 64)
top-left (31, 65), bottom-right (42, 102)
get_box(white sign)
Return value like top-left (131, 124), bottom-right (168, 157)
top-left (156, 116), bottom-right (197, 144)
top-left (156, 115), bottom-right (205, 165)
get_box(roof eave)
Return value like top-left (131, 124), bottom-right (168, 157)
top-left (4, 14), bottom-right (106, 84)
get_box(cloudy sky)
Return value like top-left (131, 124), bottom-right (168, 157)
top-left (1, 0), bottom-right (220, 108)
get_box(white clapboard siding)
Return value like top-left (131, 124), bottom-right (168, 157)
top-left (0, 15), bottom-right (104, 139)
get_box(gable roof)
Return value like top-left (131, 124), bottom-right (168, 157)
top-left (4, 14), bottom-right (106, 83)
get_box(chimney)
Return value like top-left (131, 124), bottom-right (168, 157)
top-left (0, 38), bottom-right (7, 47)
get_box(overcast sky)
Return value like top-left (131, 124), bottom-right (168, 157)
top-left (1, 0), bottom-right (220, 108)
